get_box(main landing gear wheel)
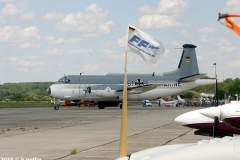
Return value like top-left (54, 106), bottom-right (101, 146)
top-left (54, 106), bottom-right (59, 110)
top-left (98, 104), bottom-right (105, 109)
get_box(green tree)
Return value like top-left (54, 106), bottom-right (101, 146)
top-left (184, 91), bottom-right (194, 99)
top-left (217, 88), bottom-right (225, 100)
top-left (228, 78), bottom-right (240, 95)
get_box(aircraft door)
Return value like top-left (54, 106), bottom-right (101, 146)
top-left (72, 84), bottom-right (80, 100)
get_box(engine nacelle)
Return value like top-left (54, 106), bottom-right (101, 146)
top-left (91, 87), bottom-right (118, 98)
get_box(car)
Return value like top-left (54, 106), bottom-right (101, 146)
top-left (142, 100), bottom-right (152, 107)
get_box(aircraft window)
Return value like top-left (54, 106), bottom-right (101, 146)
top-left (63, 78), bottom-right (70, 83)
top-left (58, 78), bottom-right (63, 82)
top-left (58, 77), bottom-right (70, 83)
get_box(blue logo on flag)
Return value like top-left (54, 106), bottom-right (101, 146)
top-left (128, 35), bottom-right (159, 49)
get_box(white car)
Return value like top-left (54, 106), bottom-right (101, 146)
top-left (142, 100), bottom-right (152, 107)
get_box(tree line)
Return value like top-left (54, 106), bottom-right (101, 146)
top-left (188, 77), bottom-right (240, 99)
top-left (0, 82), bottom-right (53, 101)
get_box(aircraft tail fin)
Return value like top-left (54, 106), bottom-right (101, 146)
top-left (163, 44), bottom-right (200, 80)
top-left (177, 95), bottom-right (185, 102)
top-left (177, 95), bottom-right (182, 101)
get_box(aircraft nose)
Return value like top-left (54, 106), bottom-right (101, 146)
top-left (47, 87), bottom-right (51, 96)
top-left (175, 110), bottom-right (202, 125)
top-left (175, 113), bottom-right (190, 125)
top-left (199, 107), bottom-right (220, 119)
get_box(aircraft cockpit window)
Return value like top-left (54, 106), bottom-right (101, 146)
top-left (58, 77), bottom-right (70, 83)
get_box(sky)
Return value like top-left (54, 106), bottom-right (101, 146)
top-left (0, 0), bottom-right (240, 84)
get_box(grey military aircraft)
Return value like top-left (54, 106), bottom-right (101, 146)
top-left (47, 44), bottom-right (219, 110)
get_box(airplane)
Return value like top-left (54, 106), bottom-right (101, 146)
top-left (116, 102), bottom-right (240, 160)
top-left (159, 97), bottom-right (179, 107)
top-left (175, 102), bottom-right (240, 138)
top-left (159, 95), bottom-right (185, 107)
top-left (177, 95), bottom-right (185, 104)
top-left (200, 102), bottom-right (240, 134)
top-left (115, 102), bottom-right (240, 160)
top-left (116, 136), bottom-right (240, 160)
top-left (47, 44), bottom-right (222, 110)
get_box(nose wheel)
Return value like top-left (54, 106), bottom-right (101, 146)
top-left (54, 106), bottom-right (60, 110)
top-left (52, 98), bottom-right (60, 110)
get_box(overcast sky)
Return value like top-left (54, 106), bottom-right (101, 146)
top-left (0, 0), bottom-right (240, 84)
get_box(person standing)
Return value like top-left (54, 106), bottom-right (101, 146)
top-left (158, 98), bottom-right (161, 107)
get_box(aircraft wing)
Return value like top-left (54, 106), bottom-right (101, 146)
top-left (116, 84), bottom-right (155, 93)
top-left (116, 80), bottom-right (178, 94)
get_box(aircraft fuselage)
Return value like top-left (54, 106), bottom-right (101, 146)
top-left (48, 74), bottom-right (217, 101)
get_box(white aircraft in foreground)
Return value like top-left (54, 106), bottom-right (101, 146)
top-left (175, 102), bottom-right (240, 137)
top-left (116, 102), bottom-right (240, 160)
top-left (116, 136), bottom-right (240, 160)
top-left (47, 44), bottom-right (221, 110)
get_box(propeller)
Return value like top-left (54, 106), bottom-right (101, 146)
top-left (87, 86), bottom-right (91, 94)
top-left (82, 85), bottom-right (93, 107)
top-left (47, 87), bottom-right (51, 96)
top-left (78, 74), bottom-right (93, 107)
top-left (84, 86), bottom-right (91, 96)
top-left (213, 116), bottom-right (219, 138)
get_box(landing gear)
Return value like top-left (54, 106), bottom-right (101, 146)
top-left (52, 98), bottom-right (60, 110)
top-left (213, 116), bottom-right (219, 138)
top-left (98, 104), bottom-right (105, 109)
top-left (88, 101), bottom-right (96, 108)
top-left (54, 106), bottom-right (59, 110)
top-left (119, 103), bottom-right (122, 109)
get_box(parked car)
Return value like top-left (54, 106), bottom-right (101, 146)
top-left (142, 100), bottom-right (152, 107)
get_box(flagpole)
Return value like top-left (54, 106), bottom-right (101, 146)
top-left (119, 25), bottom-right (129, 157)
top-left (118, 24), bottom-right (165, 158)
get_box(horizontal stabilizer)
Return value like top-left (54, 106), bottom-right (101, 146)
top-left (180, 73), bottom-right (206, 82)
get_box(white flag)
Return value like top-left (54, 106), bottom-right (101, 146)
top-left (127, 25), bottom-right (165, 66)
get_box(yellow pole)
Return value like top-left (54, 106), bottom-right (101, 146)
top-left (119, 50), bottom-right (128, 157)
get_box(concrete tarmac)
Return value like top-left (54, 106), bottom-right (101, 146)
top-left (0, 105), bottom-right (212, 160)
